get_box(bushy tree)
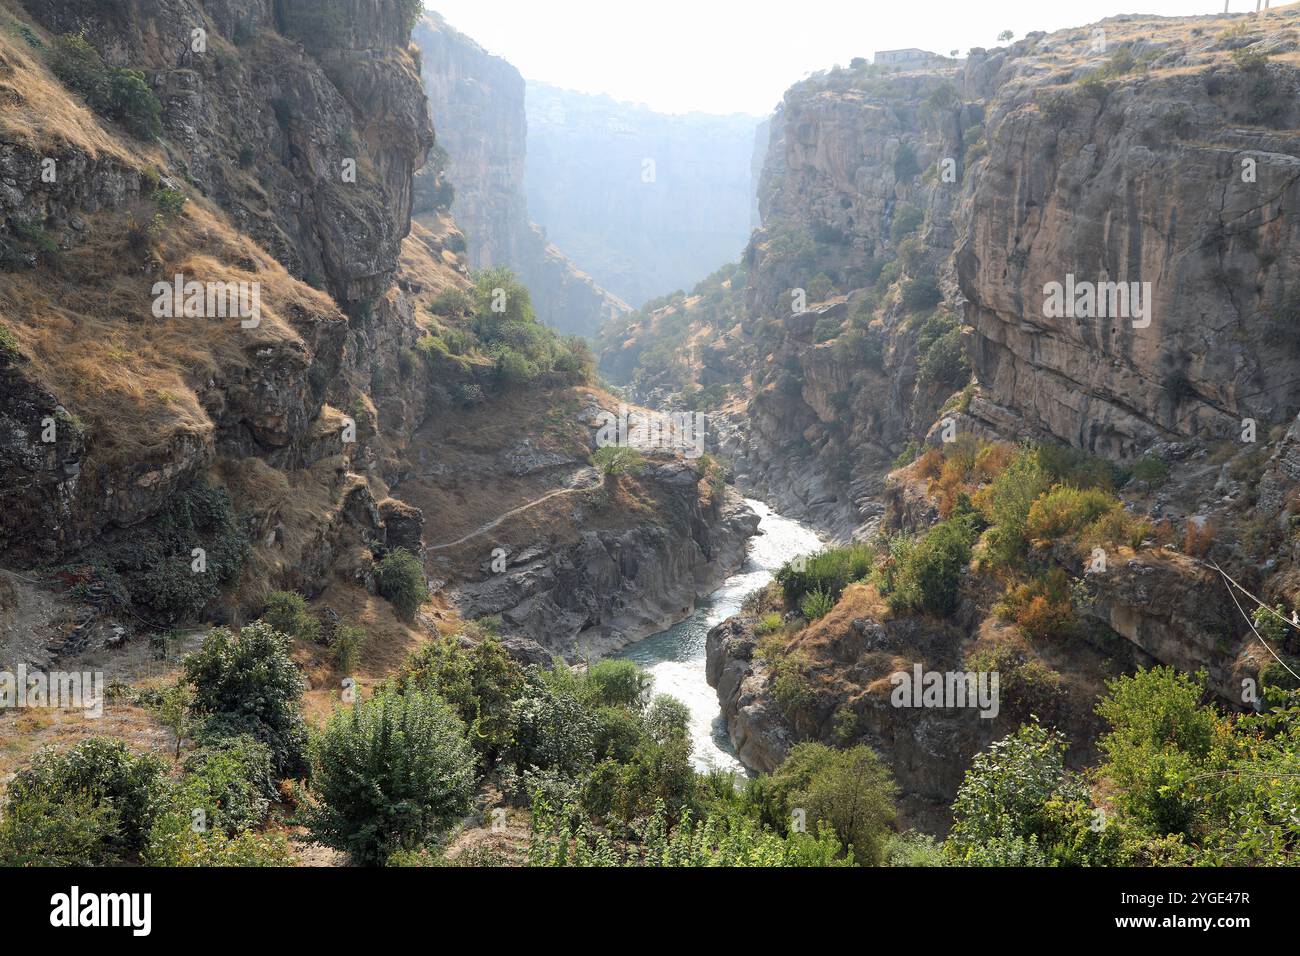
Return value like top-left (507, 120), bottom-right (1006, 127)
top-left (592, 445), bottom-right (645, 478)
top-left (762, 743), bottom-right (897, 865)
top-left (1, 738), bottom-right (167, 861)
top-left (375, 548), bottom-right (428, 620)
top-left (978, 445), bottom-right (1051, 568)
top-left (261, 591), bottom-right (321, 642)
top-left (1095, 667), bottom-right (1232, 838)
top-left (505, 676), bottom-right (600, 782)
top-left (0, 786), bottom-right (117, 866)
top-left (185, 622), bottom-right (309, 776)
top-left (946, 722), bottom-right (1090, 859)
top-left (886, 514), bottom-right (977, 616)
top-left (304, 689), bottom-right (477, 865)
top-left (583, 659), bottom-right (653, 710)
top-left (775, 544), bottom-right (873, 607)
top-left (391, 634), bottom-right (524, 761)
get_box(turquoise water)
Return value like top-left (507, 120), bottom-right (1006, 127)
top-left (617, 499), bottom-right (823, 772)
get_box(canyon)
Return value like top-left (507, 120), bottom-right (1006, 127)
top-left (3, 0), bottom-right (1300, 854)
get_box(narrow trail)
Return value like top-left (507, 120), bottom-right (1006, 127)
top-left (425, 468), bottom-right (602, 552)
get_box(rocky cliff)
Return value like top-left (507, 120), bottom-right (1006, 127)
top-left (525, 81), bottom-right (759, 309)
top-left (1, 0), bottom-right (436, 576)
top-left (411, 13), bottom-right (629, 337)
top-left (957, 18), bottom-right (1300, 458)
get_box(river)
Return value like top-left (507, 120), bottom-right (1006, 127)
top-left (617, 499), bottom-right (823, 772)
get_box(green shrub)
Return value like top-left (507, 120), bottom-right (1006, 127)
top-left (2, 738), bottom-right (167, 861)
top-left (947, 721), bottom-right (1090, 857)
top-left (152, 185), bottom-right (187, 219)
top-left (1025, 485), bottom-right (1117, 544)
top-left (1095, 667), bottom-right (1231, 837)
top-left (333, 623), bottom-right (367, 674)
top-left (592, 445), bottom-right (645, 478)
top-left (890, 203), bottom-right (924, 243)
top-left (431, 287), bottom-right (472, 316)
top-left (375, 548), bottom-right (428, 620)
top-left (504, 676), bottom-right (599, 784)
top-left (0, 787), bottom-right (117, 866)
top-left (391, 634), bottom-right (523, 762)
top-left (765, 743), bottom-right (897, 865)
top-left (1036, 443), bottom-right (1119, 491)
top-left (775, 544), bottom-right (873, 608)
top-left (89, 482), bottom-right (250, 623)
top-left (584, 659), bottom-right (653, 710)
top-left (755, 611), bottom-right (784, 635)
top-left (145, 809), bottom-right (290, 866)
top-left (978, 446), bottom-right (1051, 569)
top-left (769, 649), bottom-right (816, 717)
top-left (495, 346), bottom-right (540, 388)
top-left (261, 591), bottom-right (321, 643)
top-left (996, 570), bottom-right (1078, 641)
top-left (918, 325), bottom-right (969, 389)
top-left (529, 799), bottom-right (848, 867)
top-left (800, 586), bottom-right (836, 620)
top-left (901, 276), bottom-right (942, 313)
top-left (887, 515), bottom-right (977, 616)
top-left (49, 33), bottom-right (163, 140)
top-left (886, 830), bottom-right (945, 866)
top-left (185, 621), bottom-right (309, 777)
top-left (894, 143), bottom-right (921, 181)
top-left (304, 688), bottom-right (477, 865)
top-left (1129, 455), bottom-right (1169, 487)
top-left (0, 323), bottom-right (18, 359)
top-left (176, 736), bottom-right (275, 835)
top-left (1231, 47), bottom-right (1271, 73)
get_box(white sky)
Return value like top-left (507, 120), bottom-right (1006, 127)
top-left (425, 1), bottom-right (1287, 116)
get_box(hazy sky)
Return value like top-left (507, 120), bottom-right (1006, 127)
top-left (425, 1), bottom-right (1280, 116)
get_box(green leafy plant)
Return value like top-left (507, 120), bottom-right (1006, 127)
top-left (375, 548), bottom-right (428, 620)
top-left (185, 621), bottom-right (309, 777)
top-left (303, 688), bottom-right (477, 866)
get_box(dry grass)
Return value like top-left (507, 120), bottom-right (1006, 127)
top-left (0, 9), bottom-right (138, 162)
top-left (2, 199), bottom-right (344, 465)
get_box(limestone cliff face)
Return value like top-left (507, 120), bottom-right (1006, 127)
top-left (1, 0), bottom-right (435, 571)
top-left (727, 64), bottom-right (975, 539)
top-left (525, 81), bottom-right (759, 309)
top-left (412, 14), bottom-right (629, 336)
top-left (957, 18), bottom-right (1300, 457)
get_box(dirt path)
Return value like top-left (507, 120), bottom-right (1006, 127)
top-left (425, 468), bottom-right (602, 552)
